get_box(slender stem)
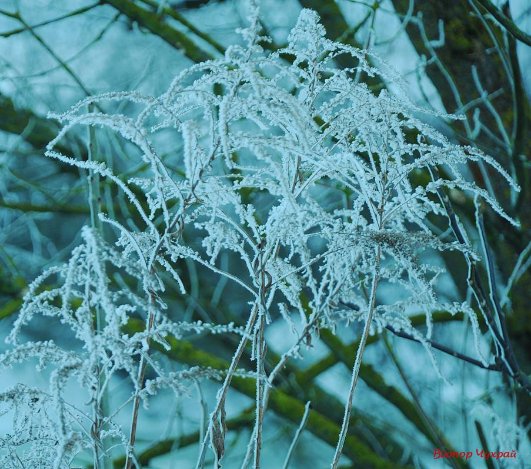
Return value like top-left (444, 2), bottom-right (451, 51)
top-left (253, 312), bottom-right (266, 469)
top-left (195, 381), bottom-right (208, 451)
top-left (282, 401), bottom-right (311, 469)
top-left (195, 304), bottom-right (259, 469)
top-left (125, 295), bottom-right (156, 469)
top-left (384, 326), bottom-right (501, 371)
top-left (332, 146), bottom-right (390, 467)
top-left (331, 245), bottom-right (381, 469)
top-left (240, 314), bottom-right (321, 469)
top-left (252, 249), bottom-right (272, 469)
top-left (474, 420), bottom-right (496, 469)
top-left (87, 103), bottom-right (112, 469)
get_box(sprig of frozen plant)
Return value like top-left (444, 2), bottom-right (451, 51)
top-left (0, 385), bottom-right (86, 469)
top-left (0, 227), bottom-right (238, 467)
top-left (3, 4), bottom-right (521, 468)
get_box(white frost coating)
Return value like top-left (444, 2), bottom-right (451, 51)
top-left (2, 6), bottom-right (518, 468)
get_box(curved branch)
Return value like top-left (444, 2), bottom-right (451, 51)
top-left (474, 0), bottom-right (531, 46)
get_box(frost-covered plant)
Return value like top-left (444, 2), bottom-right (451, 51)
top-left (472, 404), bottom-right (530, 468)
top-left (0, 385), bottom-right (83, 468)
top-left (0, 226), bottom-right (237, 468)
top-left (0, 6), bottom-right (519, 468)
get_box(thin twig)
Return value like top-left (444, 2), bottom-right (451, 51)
top-left (384, 326), bottom-right (501, 371)
top-left (0, 3), bottom-right (100, 38)
top-left (15, 15), bottom-right (92, 96)
top-left (430, 166), bottom-right (530, 394)
top-left (281, 401), bottom-right (311, 469)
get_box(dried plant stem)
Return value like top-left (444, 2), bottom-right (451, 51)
top-left (125, 297), bottom-right (156, 469)
top-left (87, 104), bottom-right (112, 469)
top-left (331, 245), bottom-right (381, 469)
top-left (253, 313), bottom-right (266, 469)
top-left (282, 401), bottom-right (311, 469)
top-left (195, 303), bottom-right (259, 469)
top-left (252, 253), bottom-right (272, 469)
top-left (240, 316), bottom-right (320, 469)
